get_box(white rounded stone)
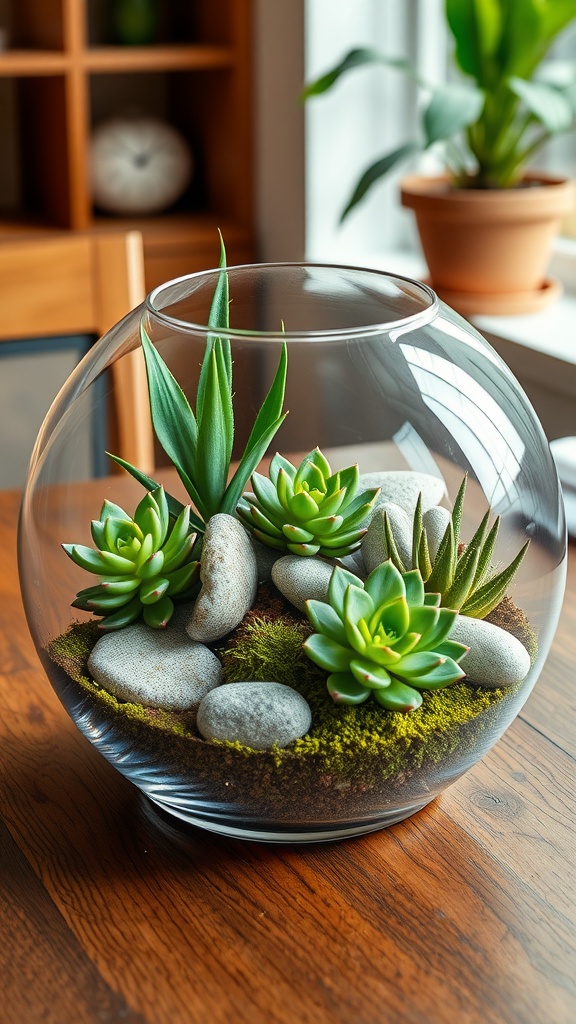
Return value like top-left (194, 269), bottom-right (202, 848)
top-left (423, 505), bottom-right (452, 561)
top-left (187, 514), bottom-right (258, 643)
top-left (197, 681), bottom-right (312, 750)
top-left (451, 615), bottom-right (531, 688)
top-left (360, 471), bottom-right (446, 518)
top-left (362, 502), bottom-right (413, 574)
top-left (272, 555), bottom-right (334, 613)
top-left (87, 618), bottom-right (221, 711)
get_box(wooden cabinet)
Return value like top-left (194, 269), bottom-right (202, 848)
top-left (0, 0), bottom-right (254, 290)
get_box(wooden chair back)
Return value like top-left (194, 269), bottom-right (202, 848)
top-left (0, 230), bottom-right (154, 473)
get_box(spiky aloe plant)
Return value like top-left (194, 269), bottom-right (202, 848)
top-left (63, 487), bottom-right (199, 630)
top-left (237, 448), bottom-right (380, 557)
top-left (380, 475), bottom-right (529, 618)
top-left (304, 562), bottom-right (468, 712)
top-left (108, 236), bottom-right (288, 536)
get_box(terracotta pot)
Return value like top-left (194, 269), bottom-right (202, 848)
top-left (400, 173), bottom-right (575, 314)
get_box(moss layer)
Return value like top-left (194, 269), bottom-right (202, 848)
top-left (48, 586), bottom-right (524, 796)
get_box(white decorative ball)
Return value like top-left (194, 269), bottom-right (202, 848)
top-left (90, 115), bottom-right (193, 215)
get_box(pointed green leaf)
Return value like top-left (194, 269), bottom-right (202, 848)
top-left (461, 541), bottom-right (529, 617)
top-left (97, 595), bottom-right (142, 631)
top-left (139, 325), bottom-right (205, 513)
top-left (350, 658), bottom-right (392, 690)
top-left (276, 466), bottom-right (295, 511)
top-left (407, 656), bottom-right (465, 689)
top-left (305, 600), bottom-right (348, 646)
top-left (341, 142), bottom-right (421, 220)
top-left (165, 561), bottom-right (200, 595)
top-left (303, 633), bottom-right (353, 673)
top-left (424, 83), bottom-right (484, 146)
top-left (143, 596), bottom-right (174, 628)
top-left (434, 639), bottom-right (469, 663)
top-left (328, 566), bottom-right (363, 618)
top-left (139, 577), bottom-right (170, 604)
top-left (383, 511), bottom-right (407, 573)
top-left (402, 569), bottom-right (425, 608)
top-left (364, 561), bottom-right (405, 607)
top-left (374, 679), bottom-right (422, 712)
top-left (443, 541), bottom-right (481, 610)
top-left (269, 450), bottom-right (296, 485)
top-left (426, 520), bottom-right (455, 594)
top-left (282, 524), bottom-right (316, 544)
top-left (326, 672), bottom-right (371, 705)
top-left (509, 76), bottom-right (574, 133)
top-left (195, 348), bottom-right (231, 517)
top-left (289, 490), bottom-right (320, 520)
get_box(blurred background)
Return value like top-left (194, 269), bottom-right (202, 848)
top-left (0, 0), bottom-right (574, 488)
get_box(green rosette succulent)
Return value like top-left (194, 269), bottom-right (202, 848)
top-left (62, 486), bottom-right (199, 630)
top-left (237, 448), bottom-right (380, 557)
top-left (303, 562), bottom-right (469, 712)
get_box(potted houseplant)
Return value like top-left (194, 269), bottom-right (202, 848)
top-left (19, 242), bottom-right (566, 842)
top-left (302, 0), bottom-right (576, 314)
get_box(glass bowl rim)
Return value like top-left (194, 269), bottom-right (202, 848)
top-left (146, 261), bottom-right (440, 341)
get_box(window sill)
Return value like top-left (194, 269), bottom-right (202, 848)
top-left (361, 240), bottom-right (576, 371)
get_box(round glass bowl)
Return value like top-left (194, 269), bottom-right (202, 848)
top-left (19, 263), bottom-right (566, 842)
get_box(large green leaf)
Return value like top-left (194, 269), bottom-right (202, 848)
top-left (194, 349), bottom-right (232, 518)
top-left (301, 48), bottom-right (419, 100)
top-left (424, 83), bottom-right (484, 146)
top-left (509, 76), bottom-right (575, 133)
top-left (197, 233), bottom-right (231, 418)
top-left (223, 342), bottom-right (288, 514)
top-left (499, 0), bottom-right (544, 78)
top-left (340, 142), bottom-right (420, 221)
top-left (445, 0), bottom-right (503, 82)
top-left (538, 1), bottom-right (576, 45)
top-left (139, 324), bottom-right (206, 512)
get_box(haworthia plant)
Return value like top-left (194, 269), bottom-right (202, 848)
top-left (381, 475), bottom-right (529, 619)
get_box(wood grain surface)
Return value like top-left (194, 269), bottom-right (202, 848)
top-left (1, 486), bottom-right (574, 1024)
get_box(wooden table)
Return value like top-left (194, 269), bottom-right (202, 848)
top-left (1, 486), bottom-right (574, 1024)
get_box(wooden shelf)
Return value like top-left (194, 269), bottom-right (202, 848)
top-left (0, 51), bottom-right (69, 76)
top-left (0, 0), bottom-right (254, 284)
top-left (83, 45), bottom-right (235, 74)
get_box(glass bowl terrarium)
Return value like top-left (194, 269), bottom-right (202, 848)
top-left (19, 253), bottom-right (566, 842)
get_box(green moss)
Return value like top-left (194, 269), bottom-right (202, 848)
top-left (47, 585), bottom-right (522, 791)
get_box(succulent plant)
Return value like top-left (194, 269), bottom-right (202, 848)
top-left (62, 486), bottom-right (200, 630)
top-left (109, 236), bottom-right (288, 536)
top-left (303, 562), bottom-right (468, 712)
top-left (237, 448), bottom-right (380, 558)
top-left (378, 475), bottom-right (529, 619)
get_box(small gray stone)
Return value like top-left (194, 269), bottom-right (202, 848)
top-left (422, 505), bottom-right (452, 561)
top-left (272, 555), bottom-right (334, 612)
top-left (87, 618), bottom-right (221, 711)
top-left (362, 502), bottom-right (413, 574)
top-left (451, 615), bottom-right (531, 688)
top-left (187, 514), bottom-right (258, 643)
top-left (197, 681), bottom-right (312, 750)
top-left (360, 471), bottom-right (446, 518)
